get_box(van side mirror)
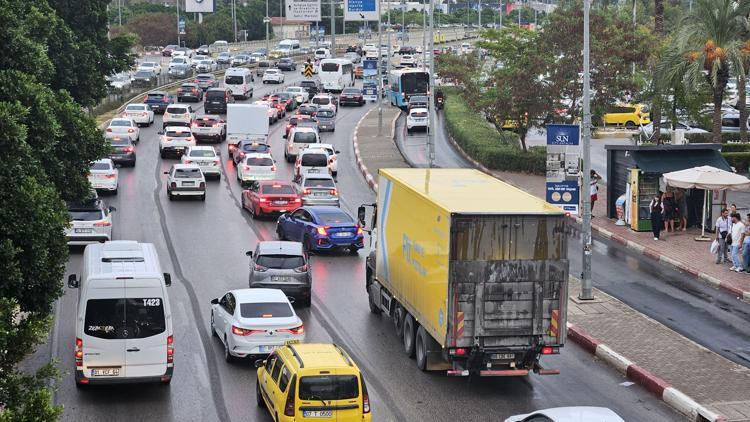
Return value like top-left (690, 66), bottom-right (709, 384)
top-left (254, 359), bottom-right (266, 368)
top-left (158, 131), bottom-right (164, 135)
top-left (245, 251), bottom-right (253, 257)
top-left (163, 273), bottom-right (172, 287)
top-left (68, 274), bottom-right (79, 288)
top-left (211, 298), bottom-right (219, 305)
top-left (357, 206), bottom-right (367, 227)
top-left (335, 150), bottom-right (341, 154)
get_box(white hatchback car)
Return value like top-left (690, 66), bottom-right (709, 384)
top-left (122, 103), bottom-right (154, 127)
top-left (181, 146), bottom-right (221, 179)
top-left (262, 68), bottom-right (285, 84)
top-left (210, 288), bottom-right (305, 362)
top-left (88, 159), bottom-right (119, 194)
top-left (399, 54), bottom-right (415, 67)
top-left (406, 107), bottom-right (429, 133)
top-left (106, 118), bottom-right (140, 143)
top-left (164, 164), bottom-right (206, 201)
top-left (237, 153), bottom-right (277, 185)
top-left (160, 126), bottom-right (196, 158)
top-left (163, 104), bottom-right (195, 128)
top-left (305, 143), bottom-right (340, 176)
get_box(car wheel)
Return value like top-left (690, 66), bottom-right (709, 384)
top-left (223, 335), bottom-right (234, 363)
top-left (625, 121), bottom-right (636, 129)
top-left (167, 190), bottom-right (173, 201)
top-left (160, 150), bottom-right (166, 159)
top-left (403, 313), bottom-right (417, 358)
top-left (415, 326), bottom-right (429, 371)
top-left (210, 311), bottom-right (218, 338)
top-left (200, 193), bottom-right (206, 201)
top-left (256, 379), bottom-right (266, 408)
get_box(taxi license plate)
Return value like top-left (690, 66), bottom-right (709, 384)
top-left (492, 353), bottom-right (515, 360)
top-left (303, 411), bottom-right (333, 418)
top-left (75, 228), bottom-right (93, 233)
top-left (91, 368), bottom-right (119, 376)
top-left (335, 232), bottom-right (351, 237)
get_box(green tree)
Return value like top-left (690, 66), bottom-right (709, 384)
top-left (651, 0), bottom-right (665, 142)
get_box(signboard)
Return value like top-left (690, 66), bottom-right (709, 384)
top-left (545, 124), bottom-right (580, 215)
top-left (286, 0), bottom-right (321, 21)
top-left (185, 0), bottom-right (215, 13)
top-left (304, 63), bottom-right (314, 78)
top-left (363, 59), bottom-right (378, 78)
top-left (178, 17), bottom-right (186, 35)
top-left (344, 0), bottom-right (379, 21)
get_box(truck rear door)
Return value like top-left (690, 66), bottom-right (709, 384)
top-left (447, 215), bottom-right (568, 350)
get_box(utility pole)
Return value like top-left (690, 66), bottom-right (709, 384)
top-left (632, 0), bottom-right (636, 75)
top-left (331, 0), bottom-right (336, 55)
top-left (118, 0), bottom-right (122, 26)
top-left (266, 0), bottom-right (270, 56)
top-left (499, 0), bottom-right (502, 28)
top-left (177, 0), bottom-right (181, 46)
top-left (422, 0), bottom-right (426, 69)
top-left (387, 0), bottom-right (392, 80)
top-left (427, 0), bottom-right (435, 168)
top-left (281, 0), bottom-right (284, 40)
top-left (478, 0), bottom-right (481, 28)
top-left (580, 0), bottom-right (593, 300)
top-left (378, 0), bottom-right (383, 134)
top-left (232, 0), bottom-right (238, 42)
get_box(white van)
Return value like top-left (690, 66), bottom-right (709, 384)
top-left (278, 39), bottom-right (301, 54)
top-left (68, 241), bottom-right (174, 387)
top-left (224, 68), bottom-right (254, 100)
top-left (285, 126), bottom-right (320, 162)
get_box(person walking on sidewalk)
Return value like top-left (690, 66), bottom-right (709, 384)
top-left (675, 188), bottom-right (688, 231)
top-left (730, 213), bottom-right (745, 272)
top-left (742, 214), bottom-right (750, 272)
top-left (590, 169), bottom-right (602, 215)
top-left (715, 208), bottom-right (731, 264)
top-left (649, 192), bottom-right (664, 241)
top-left (662, 190), bottom-right (676, 234)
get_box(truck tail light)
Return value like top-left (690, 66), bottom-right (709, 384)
top-left (541, 346), bottom-right (558, 355)
top-left (167, 335), bottom-right (174, 363)
top-left (278, 324), bottom-right (305, 335)
top-left (75, 338), bottom-right (83, 366)
top-left (362, 376), bottom-right (371, 413)
top-left (316, 226), bottom-right (329, 236)
top-left (94, 221), bottom-right (112, 227)
top-left (284, 376), bottom-right (296, 417)
top-left (450, 348), bottom-right (468, 356)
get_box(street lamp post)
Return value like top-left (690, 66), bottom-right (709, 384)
top-left (478, 0), bottom-right (481, 29)
top-left (266, 0), bottom-right (270, 56)
top-left (427, 0), bottom-right (435, 168)
top-left (422, 0), bottom-right (426, 70)
top-left (232, 0), bottom-right (238, 43)
top-left (378, 0), bottom-right (383, 134)
top-left (331, 0), bottom-right (336, 54)
top-left (177, 0), bottom-right (181, 46)
top-left (580, 0), bottom-right (594, 300)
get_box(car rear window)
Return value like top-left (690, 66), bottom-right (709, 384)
top-left (194, 118), bottom-right (218, 127)
top-left (239, 302), bottom-right (294, 318)
top-left (166, 106), bottom-right (188, 114)
top-left (197, 75), bottom-right (212, 80)
top-left (342, 89), bottom-right (360, 95)
top-left (166, 130), bottom-right (191, 137)
top-left (147, 93), bottom-right (167, 100)
top-left (293, 132), bottom-right (317, 143)
top-left (84, 298), bottom-right (166, 339)
top-left (69, 209), bottom-right (104, 221)
top-left (304, 178), bottom-right (335, 188)
top-left (91, 162), bottom-right (111, 171)
top-left (321, 63), bottom-right (339, 72)
top-left (109, 139), bottom-right (130, 147)
top-left (175, 168), bottom-right (202, 178)
top-left (206, 91), bottom-right (227, 100)
top-left (246, 157), bottom-right (273, 166)
top-left (301, 154), bottom-right (328, 166)
top-left (256, 254), bottom-right (305, 269)
top-left (411, 111), bottom-right (428, 118)
top-left (189, 149), bottom-right (216, 158)
top-left (262, 184), bottom-right (295, 194)
top-left (135, 71), bottom-right (152, 78)
top-left (110, 120), bottom-right (131, 127)
top-left (299, 375), bottom-right (359, 401)
top-left (313, 97), bottom-right (330, 106)
top-left (317, 211), bottom-right (353, 225)
top-left (241, 143), bottom-right (270, 152)
top-left (317, 110), bottom-right (334, 118)
top-left (225, 75), bottom-right (244, 84)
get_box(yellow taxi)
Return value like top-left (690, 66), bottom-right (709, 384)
top-left (255, 343), bottom-right (372, 421)
top-left (602, 104), bottom-right (651, 128)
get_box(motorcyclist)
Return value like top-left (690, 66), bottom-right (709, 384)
top-left (435, 89), bottom-right (445, 110)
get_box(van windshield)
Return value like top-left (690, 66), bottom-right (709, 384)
top-left (84, 298), bottom-right (166, 339)
top-left (299, 375), bottom-right (359, 400)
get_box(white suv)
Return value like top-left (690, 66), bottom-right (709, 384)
top-left (163, 104), bottom-right (195, 128)
top-left (262, 68), bottom-right (285, 84)
top-left (237, 153), bottom-right (277, 186)
top-left (165, 164), bottom-right (206, 201)
top-left (181, 146), bottom-right (221, 179)
top-left (159, 126), bottom-right (196, 158)
top-left (65, 197), bottom-right (115, 245)
top-left (406, 107), bottom-right (429, 133)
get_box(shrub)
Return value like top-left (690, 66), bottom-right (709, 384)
top-left (443, 88), bottom-right (546, 175)
top-left (722, 152), bottom-right (750, 173)
top-left (720, 143), bottom-right (750, 152)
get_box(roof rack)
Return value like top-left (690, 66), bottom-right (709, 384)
top-left (332, 344), bottom-right (353, 367)
top-left (288, 344), bottom-right (304, 368)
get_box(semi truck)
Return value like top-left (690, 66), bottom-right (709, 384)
top-left (359, 168), bottom-right (569, 377)
top-left (226, 104), bottom-right (269, 156)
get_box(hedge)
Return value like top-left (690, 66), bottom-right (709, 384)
top-left (637, 132), bottom-right (750, 144)
top-left (722, 152), bottom-right (750, 173)
top-left (442, 88), bottom-right (547, 175)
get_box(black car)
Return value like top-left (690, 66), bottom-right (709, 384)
top-left (107, 137), bottom-right (136, 167)
top-left (132, 70), bottom-right (156, 87)
top-left (232, 140), bottom-right (272, 166)
top-left (339, 88), bottom-right (365, 106)
top-left (277, 58), bottom-right (297, 71)
top-left (299, 80), bottom-right (320, 98)
top-left (143, 91), bottom-right (172, 114)
top-left (197, 45), bottom-right (210, 55)
top-left (204, 88), bottom-right (235, 114)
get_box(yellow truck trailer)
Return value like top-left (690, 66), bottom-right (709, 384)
top-left (359, 168), bottom-right (568, 377)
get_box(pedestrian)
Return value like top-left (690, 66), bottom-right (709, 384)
top-left (742, 213), bottom-right (750, 272)
top-left (590, 170), bottom-right (602, 215)
top-left (675, 188), bottom-right (688, 231)
top-left (731, 203), bottom-right (738, 215)
top-left (715, 208), bottom-right (731, 264)
top-left (650, 192), bottom-right (664, 241)
top-left (662, 190), bottom-right (676, 234)
top-left (730, 213), bottom-right (745, 272)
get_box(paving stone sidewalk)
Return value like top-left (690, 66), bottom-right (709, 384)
top-left (352, 104), bottom-right (750, 421)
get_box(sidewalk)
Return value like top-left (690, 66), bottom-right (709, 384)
top-left (351, 105), bottom-right (750, 422)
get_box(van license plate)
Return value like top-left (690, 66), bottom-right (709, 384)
top-left (303, 410), bottom-right (333, 418)
top-left (492, 353), bottom-right (515, 360)
top-left (91, 368), bottom-right (119, 376)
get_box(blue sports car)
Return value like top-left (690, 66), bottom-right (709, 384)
top-left (276, 206), bottom-right (364, 254)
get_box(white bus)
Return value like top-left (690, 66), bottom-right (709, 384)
top-left (318, 59), bottom-right (354, 92)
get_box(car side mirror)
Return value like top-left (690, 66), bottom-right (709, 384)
top-left (68, 274), bottom-right (79, 288)
top-left (254, 359), bottom-right (265, 368)
top-left (164, 171), bottom-right (169, 175)
top-left (335, 150), bottom-right (341, 154)
top-left (109, 206), bottom-right (117, 212)
top-left (357, 206), bottom-right (367, 227)
top-left (158, 131), bottom-right (165, 135)
top-left (245, 251), bottom-right (253, 257)
top-left (163, 273), bottom-right (172, 287)
top-left (211, 298), bottom-right (219, 305)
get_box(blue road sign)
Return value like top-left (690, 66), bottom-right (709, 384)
top-left (546, 124), bottom-right (580, 146)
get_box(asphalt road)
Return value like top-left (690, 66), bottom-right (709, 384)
top-left (33, 70), bottom-right (683, 422)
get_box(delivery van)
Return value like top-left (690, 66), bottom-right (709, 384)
top-left (67, 240), bottom-right (174, 386)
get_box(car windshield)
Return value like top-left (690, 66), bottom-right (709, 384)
top-left (293, 132), bottom-right (317, 143)
top-left (174, 168), bottom-right (202, 178)
top-left (255, 254), bottom-right (305, 269)
top-left (304, 178), bottom-right (335, 188)
top-left (245, 157), bottom-right (273, 166)
top-left (299, 375), bottom-right (359, 401)
top-left (84, 298), bottom-right (166, 339)
top-left (317, 110), bottom-right (334, 118)
top-left (91, 162), bottom-right (111, 171)
top-left (69, 209), bottom-right (103, 221)
top-left (166, 130), bottom-right (191, 137)
top-left (261, 184), bottom-right (295, 194)
top-left (317, 211), bottom-right (353, 225)
top-left (189, 149), bottom-right (216, 158)
top-left (239, 302), bottom-right (294, 318)
top-left (301, 154), bottom-right (328, 166)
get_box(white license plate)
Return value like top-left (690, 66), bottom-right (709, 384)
top-left (492, 353), bottom-right (515, 360)
top-left (303, 410), bottom-right (333, 418)
top-left (258, 345), bottom-right (275, 353)
top-left (182, 181), bottom-right (194, 186)
top-left (75, 228), bottom-right (93, 233)
top-left (334, 232), bottom-right (351, 237)
top-left (271, 276), bottom-right (289, 281)
top-left (313, 192), bottom-right (327, 197)
top-left (273, 200), bottom-right (288, 205)
top-left (91, 368), bottom-right (120, 376)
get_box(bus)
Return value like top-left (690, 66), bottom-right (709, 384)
top-left (388, 68), bottom-right (430, 109)
top-left (318, 59), bottom-right (354, 92)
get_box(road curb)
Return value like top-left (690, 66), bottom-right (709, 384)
top-left (351, 107), bottom-right (400, 193)
top-left (566, 323), bottom-right (726, 422)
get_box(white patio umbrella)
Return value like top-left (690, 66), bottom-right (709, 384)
top-left (662, 166), bottom-right (750, 238)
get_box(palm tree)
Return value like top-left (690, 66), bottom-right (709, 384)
top-left (664, 0), bottom-right (749, 142)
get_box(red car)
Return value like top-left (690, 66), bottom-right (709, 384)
top-left (267, 97), bottom-right (287, 118)
top-left (241, 180), bottom-right (301, 218)
top-left (284, 114), bottom-right (317, 138)
top-left (270, 94), bottom-right (294, 112)
top-left (162, 44), bottom-right (178, 57)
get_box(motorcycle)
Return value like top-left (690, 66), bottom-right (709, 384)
top-left (435, 91), bottom-right (445, 110)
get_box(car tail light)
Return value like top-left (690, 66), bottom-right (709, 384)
top-left (329, 189), bottom-right (337, 196)
top-left (124, 147), bottom-right (134, 153)
top-left (194, 79), bottom-right (200, 83)
top-left (167, 335), bottom-right (174, 363)
top-left (127, 128), bottom-right (135, 133)
top-left (75, 338), bottom-right (83, 366)
top-left (192, 122), bottom-right (198, 128)
top-left (258, 197), bottom-right (268, 203)
top-left (170, 182), bottom-right (177, 189)
top-left (94, 221), bottom-right (112, 227)
top-left (316, 226), bottom-right (329, 236)
top-left (293, 263), bottom-right (308, 273)
top-left (177, 89), bottom-right (183, 93)
top-left (284, 376), bottom-right (296, 417)
top-left (106, 128), bottom-right (112, 132)
top-left (232, 325), bottom-right (266, 336)
top-left (279, 324), bottom-right (305, 335)
top-left (243, 165), bottom-right (250, 171)
top-left (163, 97), bottom-right (170, 103)
top-left (357, 226), bottom-right (363, 235)
top-left (184, 160), bottom-right (192, 164)
top-left (450, 348), bottom-right (468, 356)
top-left (254, 263), bottom-right (268, 272)
top-left (271, 166), bottom-right (276, 172)
top-left (104, 174), bottom-right (116, 179)
top-left (199, 182), bottom-right (205, 189)
top-left (143, 96), bottom-right (148, 102)
top-left (362, 377), bottom-right (371, 413)
top-left (294, 197), bottom-right (301, 203)
top-left (212, 124), bottom-right (219, 128)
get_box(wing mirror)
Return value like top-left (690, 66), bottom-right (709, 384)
top-left (254, 359), bottom-right (266, 368)
top-left (109, 206), bottom-right (117, 212)
top-left (68, 274), bottom-right (79, 288)
top-left (211, 298), bottom-right (219, 305)
top-left (245, 251), bottom-right (253, 257)
top-left (335, 150), bottom-right (341, 154)
top-left (163, 272), bottom-right (172, 287)
top-left (357, 205), bottom-right (367, 227)
top-left (163, 171), bottom-right (170, 175)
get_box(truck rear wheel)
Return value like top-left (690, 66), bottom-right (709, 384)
top-left (415, 326), bottom-right (429, 371)
top-left (403, 313), bottom-right (417, 358)
top-left (367, 277), bottom-right (381, 315)
top-left (393, 305), bottom-right (405, 338)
